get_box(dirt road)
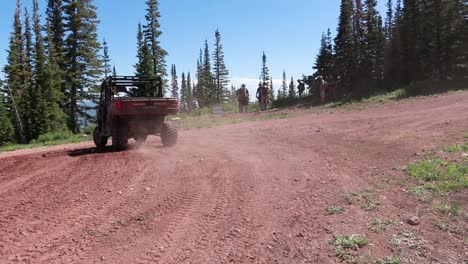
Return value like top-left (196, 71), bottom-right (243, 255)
top-left (1, 92), bottom-right (467, 264)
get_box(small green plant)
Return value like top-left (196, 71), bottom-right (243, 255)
top-left (326, 206), bottom-right (345, 215)
top-left (406, 157), bottom-right (443, 181)
top-left (405, 156), bottom-right (467, 195)
top-left (390, 230), bottom-right (427, 251)
top-left (434, 221), bottom-right (461, 234)
top-left (361, 191), bottom-right (380, 211)
top-left (407, 185), bottom-right (431, 200)
top-left (330, 234), bottom-right (369, 263)
top-left (436, 203), bottom-right (461, 216)
top-left (370, 218), bottom-right (393, 232)
top-left (375, 257), bottom-right (400, 264)
top-left (442, 143), bottom-right (468, 152)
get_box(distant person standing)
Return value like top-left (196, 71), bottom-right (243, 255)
top-left (297, 79), bottom-right (305, 99)
top-left (256, 82), bottom-right (269, 111)
top-left (236, 84), bottom-right (250, 113)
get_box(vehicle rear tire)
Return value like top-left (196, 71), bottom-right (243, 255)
top-left (160, 123), bottom-right (177, 147)
top-left (93, 127), bottom-right (108, 148)
top-left (112, 123), bottom-right (128, 149)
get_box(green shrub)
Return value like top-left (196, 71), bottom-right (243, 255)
top-left (82, 125), bottom-right (97, 135)
top-left (406, 157), bottom-right (443, 181)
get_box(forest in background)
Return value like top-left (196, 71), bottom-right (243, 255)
top-left (0, 0), bottom-right (466, 146)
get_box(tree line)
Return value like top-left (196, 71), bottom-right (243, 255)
top-left (313, 0), bottom-right (467, 98)
top-left (169, 29), bottom-right (231, 110)
top-left (0, 0), bottom-right (166, 146)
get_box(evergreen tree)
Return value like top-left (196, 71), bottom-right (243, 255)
top-left (31, 0), bottom-right (50, 137)
top-left (102, 38), bottom-right (111, 78)
top-left (288, 76), bottom-right (296, 98)
top-left (260, 51), bottom-right (270, 84)
top-left (21, 7), bottom-right (36, 140)
top-left (281, 70), bottom-right (287, 99)
top-left (212, 29), bottom-right (229, 103)
top-left (63, 0), bottom-right (103, 133)
top-left (269, 77), bottom-right (275, 105)
top-left (187, 72), bottom-right (193, 104)
top-left (3, 1), bottom-right (27, 143)
top-left (46, 0), bottom-right (66, 103)
top-left (0, 80), bottom-right (15, 146)
top-left (143, 0), bottom-right (167, 92)
top-left (195, 50), bottom-right (207, 107)
top-left (201, 40), bottom-right (216, 105)
top-left (230, 85), bottom-right (237, 104)
top-left (170, 64), bottom-right (179, 99)
top-left (362, 0), bottom-right (385, 92)
top-left (335, 0), bottom-right (356, 95)
top-left (180, 72), bottom-right (187, 105)
top-left (135, 22), bottom-right (154, 78)
top-left (44, 21), bottom-right (67, 132)
top-left (113, 65), bottom-right (117, 77)
top-left (314, 29), bottom-right (335, 80)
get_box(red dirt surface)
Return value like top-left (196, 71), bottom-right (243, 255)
top-left (0, 92), bottom-right (467, 264)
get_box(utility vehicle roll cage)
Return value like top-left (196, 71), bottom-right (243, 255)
top-left (100, 76), bottom-right (164, 101)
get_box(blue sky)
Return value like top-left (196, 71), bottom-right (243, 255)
top-left (0, 0), bottom-right (388, 93)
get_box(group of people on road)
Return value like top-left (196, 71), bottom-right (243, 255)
top-left (235, 82), bottom-right (270, 113)
top-left (234, 75), bottom-right (336, 113)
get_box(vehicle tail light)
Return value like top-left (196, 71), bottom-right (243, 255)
top-left (116, 100), bottom-right (123, 110)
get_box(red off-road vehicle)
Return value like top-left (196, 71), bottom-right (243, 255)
top-left (93, 76), bottom-right (179, 149)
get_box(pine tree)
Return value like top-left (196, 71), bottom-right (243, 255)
top-left (63, 0), bottom-right (103, 133)
top-left (195, 50), bottom-right (207, 107)
top-left (21, 7), bottom-right (37, 140)
top-left (335, 0), bottom-right (356, 95)
top-left (3, 1), bottom-right (27, 143)
top-left (102, 38), bottom-right (111, 78)
top-left (201, 40), bottom-right (216, 105)
top-left (135, 22), bottom-right (154, 78)
top-left (44, 21), bottom-right (67, 132)
top-left (143, 0), bottom-right (167, 92)
top-left (46, 0), bottom-right (66, 103)
top-left (31, 0), bottom-right (51, 136)
top-left (0, 80), bottom-right (15, 146)
top-left (269, 77), bottom-right (275, 105)
top-left (180, 72), bottom-right (187, 106)
top-left (187, 72), bottom-right (193, 104)
top-left (260, 51), bottom-right (270, 84)
top-left (212, 29), bottom-right (229, 103)
top-left (113, 65), bottom-right (117, 77)
top-left (288, 76), bottom-right (296, 98)
top-left (228, 85), bottom-right (236, 104)
top-left (314, 29), bottom-right (335, 80)
top-left (170, 64), bottom-right (179, 99)
top-left (362, 0), bottom-right (385, 93)
top-left (281, 70), bottom-right (287, 99)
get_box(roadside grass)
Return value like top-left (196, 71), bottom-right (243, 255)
top-left (375, 257), bottom-right (401, 264)
top-left (326, 206), bottom-right (345, 215)
top-left (434, 220), bottom-right (462, 234)
top-left (341, 189), bottom-right (380, 211)
top-left (405, 156), bottom-right (467, 195)
top-left (330, 234), bottom-right (369, 263)
top-left (370, 218), bottom-right (394, 233)
top-left (176, 111), bottom-right (295, 130)
top-left (436, 203), bottom-right (462, 217)
top-left (390, 229), bottom-right (427, 253)
top-left (442, 142), bottom-right (468, 152)
top-left (0, 130), bottom-right (91, 152)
